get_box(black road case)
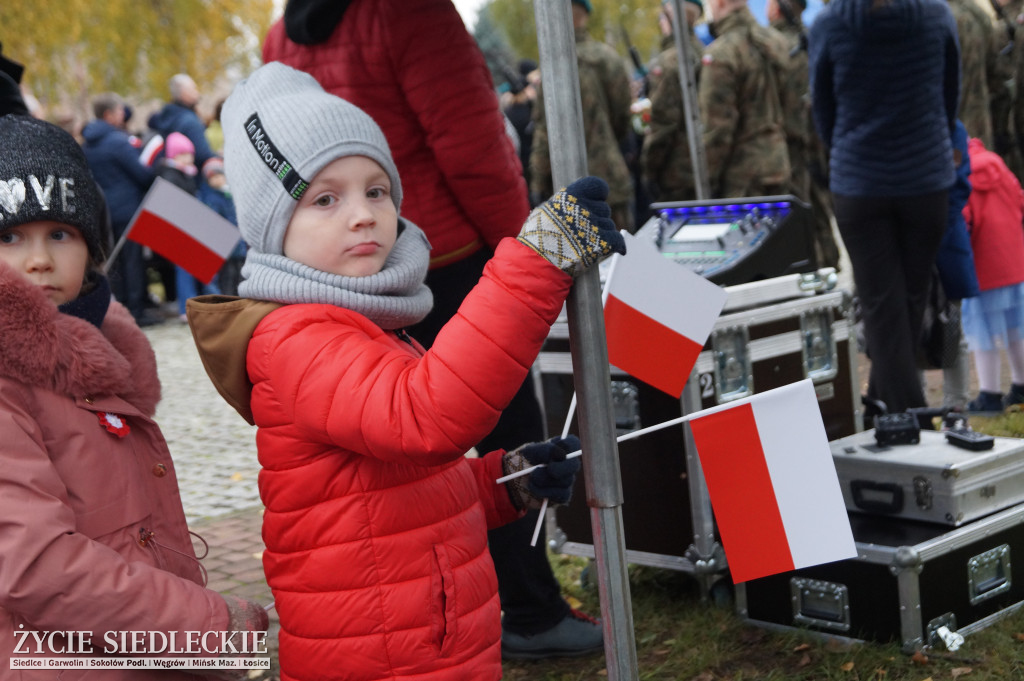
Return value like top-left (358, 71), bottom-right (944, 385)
top-left (736, 504), bottom-right (1024, 651)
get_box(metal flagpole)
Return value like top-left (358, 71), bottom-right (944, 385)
top-left (669, 0), bottom-right (711, 200)
top-left (666, 0), bottom-right (725, 600)
top-left (102, 181), bottom-right (153, 275)
top-left (533, 1), bottom-right (639, 678)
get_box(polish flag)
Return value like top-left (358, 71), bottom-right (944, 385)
top-left (127, 177), bottom-right (241, 284)
top-left (688, 380), bottom-right (856, 583)
top-left (137, 134), bottom-right (165, 167)
top-left (603, 232), bottom-right (727, 397)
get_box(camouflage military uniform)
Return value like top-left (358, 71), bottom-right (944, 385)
top-left (645, 35), bottom-right (679, 98)
top-left (1002, 0), bottom-right (1024, 181)
top-left (991, 0), bottom-right (1018, 166)
top-left (698, 7), bottom-right (792, 198)
top-left (771, 15), bottom-right (841, 269)
top-left (531, 26), bottom-right (635, 232)
top-left (640, 33), bottom-right (705, 202)
top-left (771, 17), bottom-right (810, 200)
top-left (949, 0), bottom-right (1001, 147)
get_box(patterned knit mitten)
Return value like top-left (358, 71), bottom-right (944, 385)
top-left (517, 176), bottom-right (625, 276)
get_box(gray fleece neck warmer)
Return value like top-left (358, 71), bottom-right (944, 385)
top-left (238, 219), bottom-right (434, 330)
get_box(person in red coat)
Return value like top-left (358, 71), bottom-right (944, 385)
top-left (262, 0), bottom-right (605, 659)
top-left (961, 137), bottom-right (1024, 412)
top-left (188, 62), bottom-right (625, 681)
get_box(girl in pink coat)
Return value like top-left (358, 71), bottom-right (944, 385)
top-left (0, 114), bottom-right (267, 679)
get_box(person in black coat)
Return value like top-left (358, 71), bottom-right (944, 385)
top-left (0, 44), bottom-right (27, 117)
top-left (81, 93), bottom-right (159, 325)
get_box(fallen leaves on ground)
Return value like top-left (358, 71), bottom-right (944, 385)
top-left (841, 661), bottom-right (855, 672)
top-left (910, 651), bottom-right (929, 665)
top-left (825, 637), bottom-right (855, 653)
top-left (738, 627), bottom-right (768, 645)
top-left (950, 668), bottom-right (972, 678)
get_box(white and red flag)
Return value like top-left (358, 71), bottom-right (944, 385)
top-left (126, 177), bottom-right (241, 284)
top-left (603, 232), bottom-right (727, 397)
top-left (688, 379), bottom-right (856, 583)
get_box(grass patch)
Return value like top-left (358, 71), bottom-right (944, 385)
top-left (503, 414), bottom-right (1024, 680)
top-left (965, 407), bottom-right (1024, 438)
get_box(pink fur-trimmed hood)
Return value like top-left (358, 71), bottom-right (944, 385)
top-left (0, 264), bottom-right (161, 416)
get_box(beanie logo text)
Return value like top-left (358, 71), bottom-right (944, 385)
top-left (0, 176), bottom-right (76, 220)
top-left (244, 113), bottom-right (309, 201)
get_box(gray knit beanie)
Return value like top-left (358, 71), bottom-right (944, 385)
top-left (0, 115), bottom-right (110, 262)
top-left (222, 61), bottom-right (403, 256)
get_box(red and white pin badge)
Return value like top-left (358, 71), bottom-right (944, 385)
top-left (97, 412), bottom-right (130, 438)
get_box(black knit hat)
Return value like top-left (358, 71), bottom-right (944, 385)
top-left (0, 115), bottom-right (110, 262)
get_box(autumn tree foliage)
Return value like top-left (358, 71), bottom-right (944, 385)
top-left (478, 0), bottom-right (665, 86)
top-left (1, 0), bottom-right (275, 118)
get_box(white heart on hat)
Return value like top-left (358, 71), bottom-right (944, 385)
top-left (0, 178), bottom-right (26, 216)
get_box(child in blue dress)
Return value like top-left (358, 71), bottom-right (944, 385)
top-left (961, 136), bottom-right (1024, 412)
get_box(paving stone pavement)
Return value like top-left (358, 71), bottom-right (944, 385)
top-left (142, 320), bottom-right (280, 678)
top-left (145, 320), bottom-right (262, 524)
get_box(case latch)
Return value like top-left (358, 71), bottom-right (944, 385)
top-left (926, 613), bottom-right (963, 651)
top-left (913, 475), bottom-right (933, 510)
top-left (798, 268), bottom-right (838, 292)
top-left (800, 308), bottom-right (838, 382)
top-left (610, 380), bottom-right (641, 433)
top-left (711, 326), bottom-right (752, 404)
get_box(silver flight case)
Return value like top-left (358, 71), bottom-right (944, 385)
top-left (831, 428), bottom-right (1024, 526)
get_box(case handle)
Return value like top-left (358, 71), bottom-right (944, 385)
top-left (790, 577), bottom-right (851, 633)
top-left (968, 544), bottom-right (1011, 605)
top-left (850, 480), bottom-right (904, 514)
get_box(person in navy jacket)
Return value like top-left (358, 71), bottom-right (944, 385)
top-left (809, 0), bottom-right (960, 417)
top-left (81, 92), bottom-right (157, 326)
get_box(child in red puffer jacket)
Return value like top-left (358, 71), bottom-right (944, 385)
top-left (187, 62), bottom-right (624, 681)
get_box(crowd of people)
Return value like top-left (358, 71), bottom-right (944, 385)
top-left (502, 0), bottom-right (1024, 417)
top-left (4, 0), bottom-right (1024, 678)
top-left (27, 73), bottom-right (240, 328)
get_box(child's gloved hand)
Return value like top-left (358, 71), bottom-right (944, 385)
top-left (502, 435), bottom-right (582, 510)
top-left (202, 595), bottom-right (270, 680)
top-left (517, 177), bottom-right (626, 276)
